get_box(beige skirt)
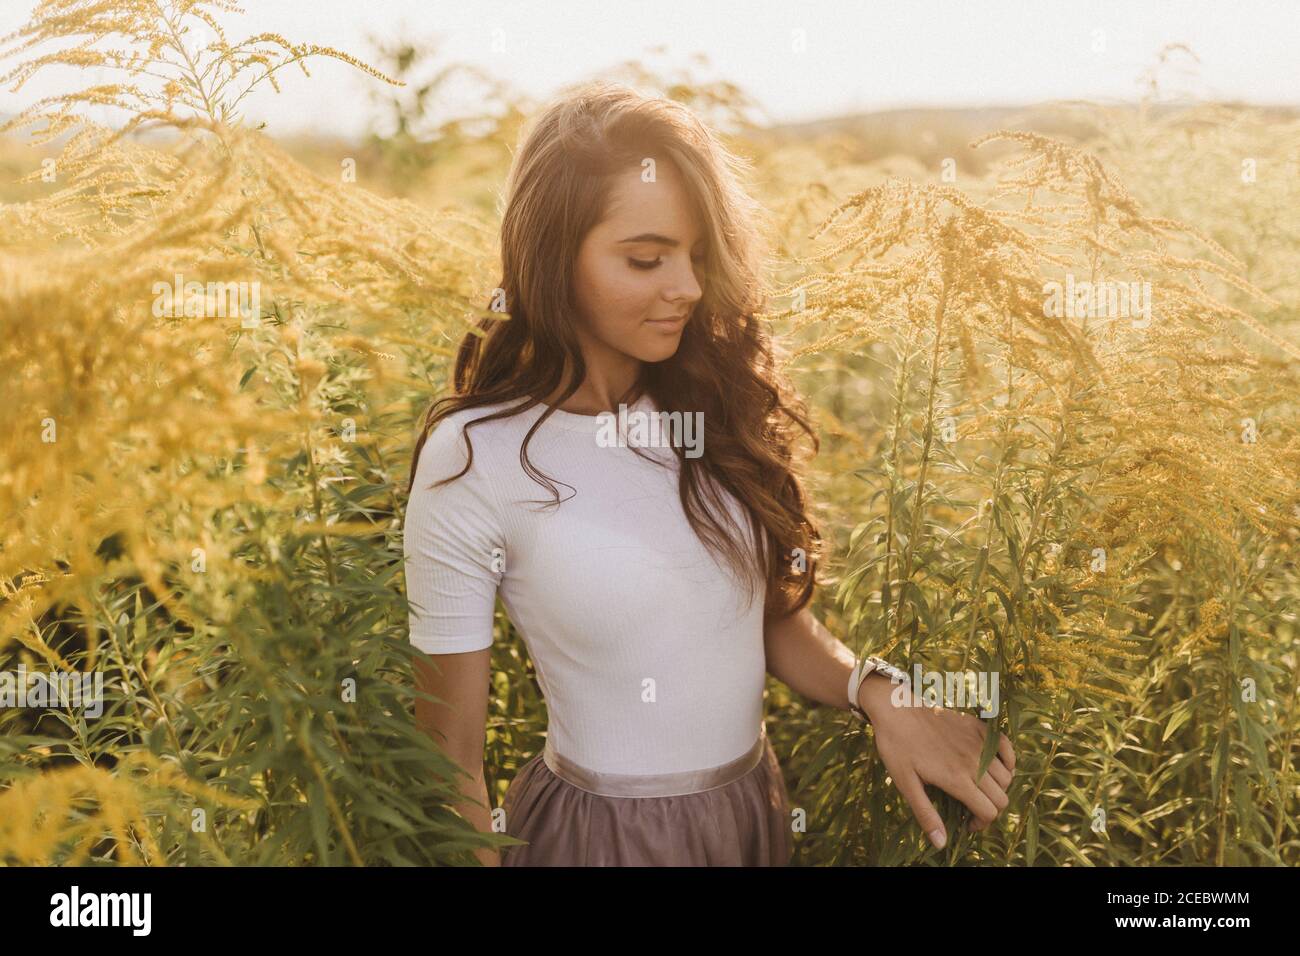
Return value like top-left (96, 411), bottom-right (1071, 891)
top-left (500, 725), bottom-right (792, 867)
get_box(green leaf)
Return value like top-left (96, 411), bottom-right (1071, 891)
top-left (1006, 533), bottom-right (1020, 572)
top-left (1025, 804), bottom-right (1038, 865)
top-left (902, 580), bottom-right (936, 634)
top-left (989, 585), bottom-right (1016, 624)
top-left (970, 545), bottom-right (988, 591)
top-left (1209, 725), bottom-right (1231, 798)
top-left (1162, 701), bottom-right (1195, 742)
top-left (1055, 833), bottom-right (1093, 866)
top-left (975, 715), bottom-right (1001, 779)
top-left (848, 518), bottom-right (883, 555)
top-left (308, 779), bottom-right (330, 863)
top-left (793, 734), bottom-right (848, 793)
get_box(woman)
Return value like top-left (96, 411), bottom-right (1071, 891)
top-left (403, 81), bottom-right (1015, 866)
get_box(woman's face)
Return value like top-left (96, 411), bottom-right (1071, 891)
top-left (570, 159), bottom-right (705, 369)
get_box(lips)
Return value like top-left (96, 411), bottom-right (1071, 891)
top-left (647, 314), bottom-right (688, 326)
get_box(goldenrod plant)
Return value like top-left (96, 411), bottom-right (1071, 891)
top-left (766, 129), bottom-right (1298, 865)
top-left (1, 0), bottom-right (507, 865)
top-left (0, 3), bottom-right (1294, 865)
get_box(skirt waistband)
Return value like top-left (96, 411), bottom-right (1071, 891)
top-left (541, 723), bottom-right (769, 798)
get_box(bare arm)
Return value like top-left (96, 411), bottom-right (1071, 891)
top-left (763, 606), bottom-right (1017, 849)
top-left (413, 647), bottom-right (499, 866)
top-left (762, 605), bottom-right (888, 714)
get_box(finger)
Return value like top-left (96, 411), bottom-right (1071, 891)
top-left (997, 732), bottom-right (1016, 773)
top-left (974, 771), bottom-right (1009, 820)
top-left (983, 755), bottom-right (1012, 790)
top-left (954, 777), bottom-right (999, 829)
top-left (893, 767), bottom-right (949, 850)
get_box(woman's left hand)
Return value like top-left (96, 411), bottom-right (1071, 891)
top-left (857, 673), bottom-right (1016, 850)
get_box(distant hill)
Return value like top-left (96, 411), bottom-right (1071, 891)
top-left (750, 102), bottom-right (1299, 174)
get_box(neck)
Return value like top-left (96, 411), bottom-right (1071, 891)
top-left (539, 355), bottom-right (644, 416)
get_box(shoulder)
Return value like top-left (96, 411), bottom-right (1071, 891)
top-left (413, 398), bottom-right (536, 486)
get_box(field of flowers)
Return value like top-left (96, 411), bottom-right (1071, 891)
top-left (0, 2), bottom-right (1295, 865)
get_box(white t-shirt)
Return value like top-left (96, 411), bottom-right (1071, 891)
top-left (403, 390), bottom-right (768, 775)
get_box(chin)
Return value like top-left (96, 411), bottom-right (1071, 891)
top-left (635, 339), bottom-right (683, 362)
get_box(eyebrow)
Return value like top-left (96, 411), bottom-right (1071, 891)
top-left (618, 233), bottom-right (704, 248)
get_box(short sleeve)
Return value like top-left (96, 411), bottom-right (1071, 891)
top-left (402, 415), bottom-right (506, 654)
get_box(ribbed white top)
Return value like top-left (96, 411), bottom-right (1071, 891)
top-left (402, 391), bottom-right (768, 775)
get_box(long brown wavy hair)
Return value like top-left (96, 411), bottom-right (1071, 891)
top-left (407, 80), bottom-right (822, 620)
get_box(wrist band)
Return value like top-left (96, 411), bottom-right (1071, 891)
top-left (849, 655), bottom-right (911, 724)
top-left (847, 659), bottom-right (876, 723)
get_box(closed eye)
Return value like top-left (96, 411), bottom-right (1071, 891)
top-left (629, 253), bottom-right (706, 271)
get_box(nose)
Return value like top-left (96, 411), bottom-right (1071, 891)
top-left (664, 252), bottom-right (703, 309)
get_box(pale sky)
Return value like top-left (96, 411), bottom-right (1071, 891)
top-left (1, 0), bottom-right (1296, 138)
